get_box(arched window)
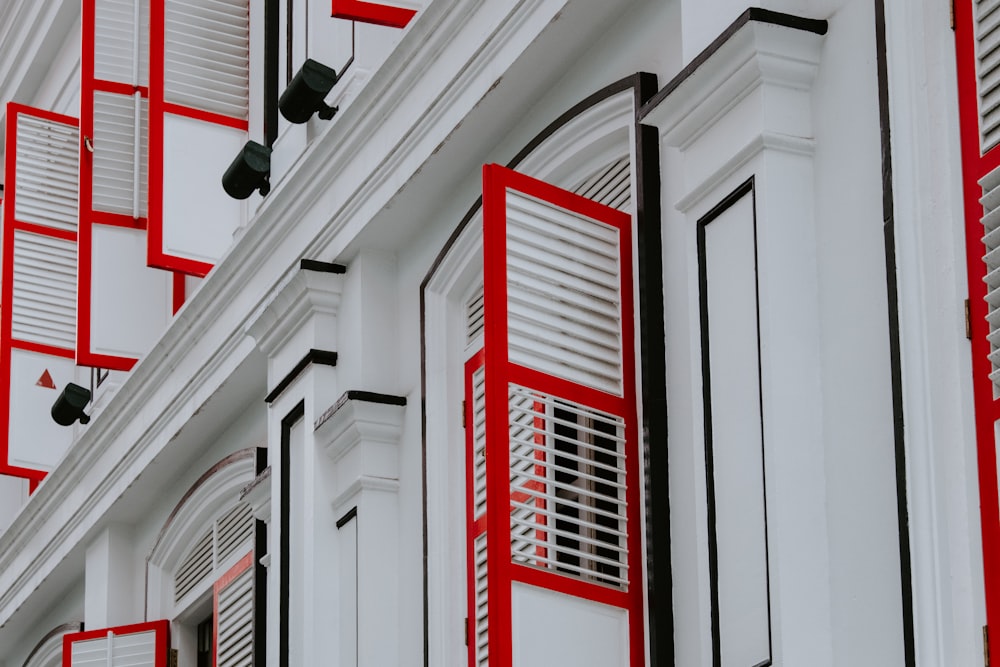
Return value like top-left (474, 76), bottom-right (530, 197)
top-left (422, 76), bottom-right (653, 667)
top-left (146, 449), bottom-right (260, 667)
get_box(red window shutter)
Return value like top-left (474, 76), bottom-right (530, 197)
top-left (213, 551), bottom-right (255, 667)
top-left (330, 0), bottom-right (417, 28)
top-left (0, 104), bottom-right (86, 481)
top-left (63, 620), bottom-right (170, 666)
top-left (469, 164), bottom-right (644, 667)
top-left (147, 0), bottom-right (250, 277)
top-left (80, 0), bottom-right (176, 371)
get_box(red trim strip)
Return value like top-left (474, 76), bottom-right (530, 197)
top-left (331, 0), bottom-right (416, 28)
top-left (93, 80), bottom-right (149, 97)
top-left (11, 340), bottom-right (76, 359)
top-left (173, 272), bottom-right (187, 313)
top-left (12, 222), bottom-right (77, 242)
top-left (92, 211), bottom-right (147, 229)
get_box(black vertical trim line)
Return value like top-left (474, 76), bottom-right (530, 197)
top-left (254, 446), bottom-right (268, 667)
top-left (873, 1), bottom-right (916, 665)
top-left (698, 178), bottom-right (773, 667)
top-left (634, 72), bottom-right (675, 667)
top-left (279, 400), bottom-right (304, 667)
top-left (264, 0), bottom-right (279, 146)
top-left (286, 0), bottom-right (294, 84)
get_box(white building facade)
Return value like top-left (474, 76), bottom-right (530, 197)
top-left (0, 0), bottom-right (987, 666)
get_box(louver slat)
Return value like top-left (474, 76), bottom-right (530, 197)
top-left (81, 0), bottom-right (175, 371)
top-left (64, 621), bottom-right (169, 667)
top-left (214, 553), bottom-right (255, 667)
top-left (475, 164), bottom-right (644, 667)
top-left (148, 0), bottom-right (249, 276)
top-left (0, 104), bottom-right (86, 482)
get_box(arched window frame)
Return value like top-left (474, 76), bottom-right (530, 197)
top-left (421, 76), bottom-right (655, 667)
top-left (146, 449), bottom-right (257, 666)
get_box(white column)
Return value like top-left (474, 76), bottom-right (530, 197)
top-left (84, 524), bottom-right (135, 628)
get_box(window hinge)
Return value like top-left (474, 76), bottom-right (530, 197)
top-left (465, 617), bottom-right (469, 646)
top-left (951, 0), bottom-right (957, 30)
top-left (462, 400), bottom-right (467, 428)
top-left (986, 625), bottom-right (992, 667)
top-left (967, 298), bottom-right (973, 340)
top-left (169, 648), bottom-right (178, 667)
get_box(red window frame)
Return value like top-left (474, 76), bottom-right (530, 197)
top-left (331, 0), bottom-right (416, 28)
top-left (0, 104), bottom-right (80, 482)
top-left (470, 164), bottom-right (645, 667)
top-left (147, 0), bottom-right (251, 277)
top-left (956, 0), bottom-right (1000, 651)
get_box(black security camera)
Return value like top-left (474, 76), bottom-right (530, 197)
top-left (222, 140), bottom-right (272, 199)
top-left (51, 383), bottom-right (92, 426)
top-left (279, 59), bottom-right (339, 124)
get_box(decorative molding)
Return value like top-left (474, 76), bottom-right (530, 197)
top-left (241, 466), bottom-right (272, 524)
top-left (246, 266), bottom-right (346, 360)
top-left (264, 349), bottom-right (339, 404)
top-left (22, 622), bottom-right (82, 667)
top-left (331, 475), bottom-right (402, 514)
top-left (641, 16), bottom-right (825, 148)
top-left (317, 392), bottom-right (407, 464)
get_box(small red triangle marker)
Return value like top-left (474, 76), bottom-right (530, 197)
top-left (36, 369), bottom-right (56, 389)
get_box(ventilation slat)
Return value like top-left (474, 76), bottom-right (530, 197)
top-left (11, 231), bottom-right (77, 349)
top-left (92, 92), bottom-right (149, 217)
top-left (164, 0), bottom-right (249, 119)
top-left (976, 0), bottom-right (1000, 151)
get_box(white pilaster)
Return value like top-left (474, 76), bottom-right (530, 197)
top-left (84, 524), bottom-right (135, 629)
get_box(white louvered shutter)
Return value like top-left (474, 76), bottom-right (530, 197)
top-left (978, 0), bottom-right (1000, 151)
top-left (174, 502), bottom-right (254, 604)
top-left (147, 0), bottom-right (249, 276)
top-left (0, 104), bottom-right (89, 481)
top-left (214, 552), bottom-right (255, 667)
top-left (64, 621), bottom-right (169, 667)
top-left (470, 164), bottom-right (643, 667)
top-left (81, 0), bottom-right (174, 371)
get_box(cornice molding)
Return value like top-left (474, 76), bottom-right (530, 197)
top-left (641, 16), bottom-right (825, 150)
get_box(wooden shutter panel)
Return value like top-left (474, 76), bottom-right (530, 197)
top-left (81, 0), bottom-right (174, 371)
top-left (0, 104), bottom-right (88, 481)
top-left (63, 620), bottom-right (169, 667)
top-left (214, 552), bottom-right (255, 667)
top-left (147, 0), bottom-right (250, 276)
top-left (978, 0), bottom-right (1000, 152)
top-left (470, 164), bottom-right (643, 667)
top-left (330, 0), bottom-right (417, 28)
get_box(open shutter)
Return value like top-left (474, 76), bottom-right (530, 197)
top-left (63, 620), bottom-right (169, 666)
top-left (470, 164), bottom-right (643, 667)
top-left (80, 0), bottom-right (175, 371)
top-left (330, 0), bottom-right (417, 28)
top-left (147, 0), bottom-right (250, 276)
top-left (0, 104), bottom-right (89, 481)
top-left (214, 551), bottom-right (254, 667)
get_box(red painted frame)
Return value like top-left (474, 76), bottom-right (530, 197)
top-left (213, 550), bottom-right (255, 667)
top-left (0, 104), bottom-right (81, 482)
top-left (477, 164), bottom-right (644, 666)
top-left (957, 0), bottom-right (1000, 652)
top-left (79, 0), bottom-right (185, 370)
top-left (331, 0), bottom-right (416, 28)
top-left (147, 0), bottom-right (250, 277)
top-left (62, 619), bottom-right (170, 666)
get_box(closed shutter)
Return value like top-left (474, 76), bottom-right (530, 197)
top-left (469, 164), bottom-right (643, 667)
top-left (147, 0), bottom-right (250, 276)
top-left (330, 0), bottom-right (417, 28)
top-left (214, 552), bottom-right (255, 667)
top-left (63, 620), bottom-right (169, 667)
top-left (80, 0), bottom-right (175, 371)
top-left (0, 104), bottom-right (87, 481)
